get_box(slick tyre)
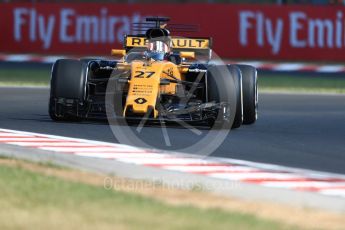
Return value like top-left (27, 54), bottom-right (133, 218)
top-left (236, 65), bottom-right (258, 124)
top-left (49, 59), bottom-right (87, 121)
top-left (207, 65), bottom-right (237, 130)
top-left (228, 65), bottom-right (243, 129)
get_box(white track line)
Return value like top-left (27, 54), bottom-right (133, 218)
top-left (161, 165), bottom-right (259, 173)
top-left (0, 133), bottom-right (31, 137)
top-left (319, 189), bottom-right (345, 197)
top-left (316, 66), bottom-right (345, 73)
top-left (117, 158), bottom-right (211, 165)
top-left (0, 138), bottom-right (61, 142)
top-left (75, 152), bottom-right (168, 159)
top-left (7, 142), bottom-right (100, 147)
top-left (38, 147), bottom-right (147, 152)
top-left (271, 63), bottom-right (305, 71)
top-left (209, 172), bottom-right (302, 180)
top-left (261, 181), bottom-right (345, 189)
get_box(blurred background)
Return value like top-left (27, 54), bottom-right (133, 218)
top-left (1, 0), bottom-right (345, 90)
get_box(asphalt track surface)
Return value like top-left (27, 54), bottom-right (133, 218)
top-left (0, 87), bottom-right (344, 174)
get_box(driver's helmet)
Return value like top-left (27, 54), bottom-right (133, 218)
top-left (147, 40), bottom-right (170, 61)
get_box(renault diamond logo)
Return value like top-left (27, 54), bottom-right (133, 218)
top-left (134, 98), bottom-right (147, 104)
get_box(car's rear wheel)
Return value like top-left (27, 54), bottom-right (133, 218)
top-left (207, 65), bottom-right (237, 129)
top-left (236, 65), bottom-right (258, 124)
top-left (49, 59), bottom-right (87, 121)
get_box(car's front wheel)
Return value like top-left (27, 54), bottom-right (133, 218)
top-left (207, 65), bottom-right (238, 129)
top-left (49, 59), bottom-right (87, 121)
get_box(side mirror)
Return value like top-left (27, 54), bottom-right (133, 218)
top-left (111, 49), bottom-right (126, 56)
top-left (180, 51), bottom-right (195, 59)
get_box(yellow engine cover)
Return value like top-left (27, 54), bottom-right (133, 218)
top-left (124, 60), bottom-right (181, 118)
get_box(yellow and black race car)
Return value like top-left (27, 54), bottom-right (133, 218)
top-left (49, 17), bottom-right (257, 129)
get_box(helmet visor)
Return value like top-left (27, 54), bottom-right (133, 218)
top-left (147, 41), bottom-right (169, 61)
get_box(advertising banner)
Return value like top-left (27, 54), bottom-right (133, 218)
top-left (1, 3), bottom-right (345, 61)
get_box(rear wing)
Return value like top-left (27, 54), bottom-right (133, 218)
top-left (124, 35), bottom-right (212, 60)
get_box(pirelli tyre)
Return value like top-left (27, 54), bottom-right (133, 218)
top-left (49, 59), bottom-right (87, 121)
top-left (207, 65), bottom-right (238, 129)
top-left (228, 65), bottom-right (243, 129)
top-left (236, 64), bottom-right (258, 124)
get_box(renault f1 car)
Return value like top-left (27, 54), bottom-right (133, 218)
top-left (49, 17), bottom-right (258, 129)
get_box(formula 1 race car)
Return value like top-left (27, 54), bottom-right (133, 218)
top-left (49, 17), bottom-right (258, 129)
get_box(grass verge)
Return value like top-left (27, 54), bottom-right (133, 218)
top-left (259, 73), bottom-right (345, 94)
top-left (0, 68), bottom-right (50, 86)
top-left (0, 158), bottom-right (294, 230)
top-left (1, 157), bottom-right (344, 230)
